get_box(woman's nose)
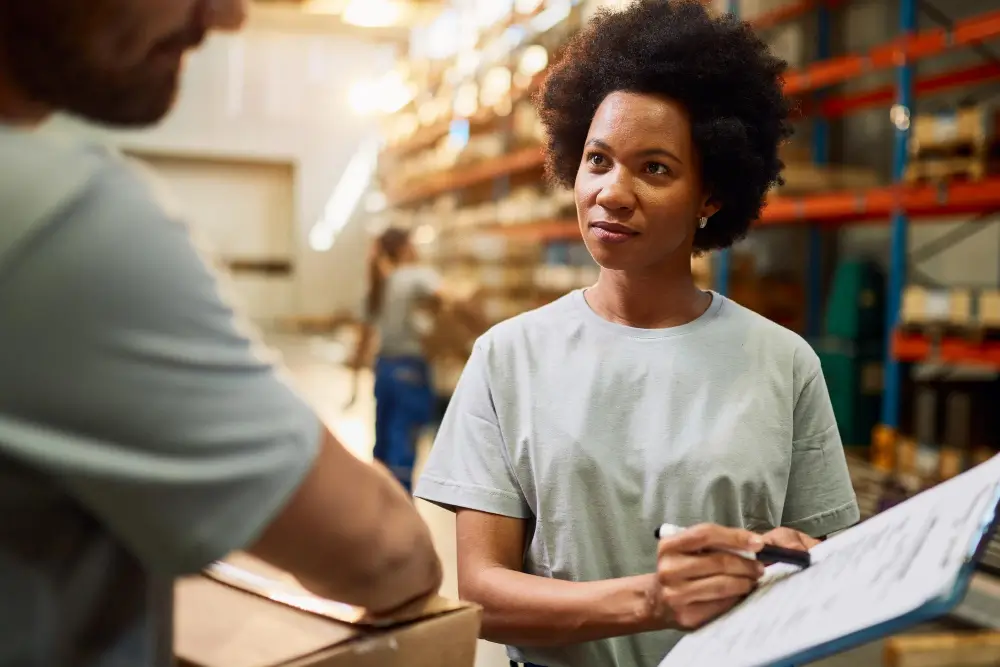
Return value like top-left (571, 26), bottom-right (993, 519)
top-left (595, 170), bottom-right (636, 214)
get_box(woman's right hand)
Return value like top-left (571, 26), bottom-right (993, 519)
top-left (651, 523), bottom-right (767, 630)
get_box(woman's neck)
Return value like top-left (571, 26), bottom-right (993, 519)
top-left (585, 261), bottom-right (710, 329)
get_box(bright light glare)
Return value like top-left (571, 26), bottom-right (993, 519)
top-left (518, 45), bottom-right (549, 77)
top-left (515, 0), bottom-right (545, 14)
top-left (530, 0), bottom-right (570, 32)
top-left (413, 224), bottom-right (438, 246)
top-left (342, 0), bottom-right (404, 27)
top-left (454, 82), bottom-right (479, 118)
top-left (309, 139), bottom-right (380, 252)
top-left (348, 71), bottom-right (415, 116)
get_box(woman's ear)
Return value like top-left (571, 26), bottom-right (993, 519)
top-left (700, 198), bottom-right (722, 221)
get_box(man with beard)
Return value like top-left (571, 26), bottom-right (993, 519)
top-left (0, 2), bottom-right (442, 665)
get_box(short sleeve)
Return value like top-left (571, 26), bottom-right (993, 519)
top-left (780, 350), bottom-right (860, 537)
top-left (414, 340), bottom-right (531, 519)
top-left (0, 163), bottom-right (319, 576)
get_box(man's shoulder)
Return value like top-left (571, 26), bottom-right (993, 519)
top-left (0, 129), bottom-right (168, 264)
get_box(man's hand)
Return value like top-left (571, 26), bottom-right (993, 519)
top-left (761, 527), bottom-right (820, 550)
top-left (653, 524), bottom-right (767, 631)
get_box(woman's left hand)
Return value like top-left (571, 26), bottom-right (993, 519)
top-left (761, 527), bottom-right (820, 550)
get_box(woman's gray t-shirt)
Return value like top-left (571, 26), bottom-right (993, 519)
top-left (415, 290), bottom-right (860, 667)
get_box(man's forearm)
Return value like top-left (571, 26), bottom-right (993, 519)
top-left (463, 567), bottom-right (663, 646)
top-left (250, 430), bottom-right (441, 615)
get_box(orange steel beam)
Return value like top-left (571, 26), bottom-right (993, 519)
top-left (784, 8), bottom-right (1000, 95)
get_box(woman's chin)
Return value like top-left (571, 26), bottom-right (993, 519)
top-left (584, 241), bottom-right (638, 272)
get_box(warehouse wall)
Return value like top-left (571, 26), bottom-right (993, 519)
top-left (51, 28), bottom-right (395, 320)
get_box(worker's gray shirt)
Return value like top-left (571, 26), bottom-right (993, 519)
top-left (374, 265), bottom-right (441, 358)
top-left (0, 126), bottom-right (319, 666)
top-left (416, 290), bottom-right (860, 667)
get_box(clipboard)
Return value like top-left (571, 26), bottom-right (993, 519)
top-left (659, 455), bottom-right (1000, 667)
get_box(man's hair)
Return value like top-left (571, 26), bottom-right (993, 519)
top-left (534, 0), bottom-right (793, 252)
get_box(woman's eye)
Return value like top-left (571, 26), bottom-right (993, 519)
top-left (646, 162), bottom-right (670, 176)
top-left (587, 153), bottom-right (608, 167)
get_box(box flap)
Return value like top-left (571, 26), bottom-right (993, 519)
top-left (207, 553), bottom-right (467, 627)
top-left (176, 575), bottom-right (360, 667)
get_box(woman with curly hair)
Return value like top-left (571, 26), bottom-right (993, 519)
top-left (415, 2), bottom-right (859, 665)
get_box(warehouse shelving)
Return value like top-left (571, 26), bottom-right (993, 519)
top-left (893, 331), bottom-right (1000, 369)
top-left (385, 145), bottom-right (544, 206)
top-left (471, 175), bottom-right (1000, 239)
top-left (379, 0), bottom-right (1000, 445)
top-left (783, 8), bottom-right (1000, 95)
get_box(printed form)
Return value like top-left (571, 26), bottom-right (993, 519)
top-left (659, 455), bottom-right (1000, 667)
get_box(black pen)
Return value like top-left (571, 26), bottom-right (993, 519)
top-left (655, 523), bottom-right (811, 569)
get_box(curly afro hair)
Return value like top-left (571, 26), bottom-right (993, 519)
top-left (534, 0), bottom-right (792, 252)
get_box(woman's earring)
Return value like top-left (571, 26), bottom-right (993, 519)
top-left (698, 216), bottom-right (708, 229)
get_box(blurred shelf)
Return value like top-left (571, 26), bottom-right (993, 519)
top-left (892, 331), bottom-right (1000, 369)
top-left (455, 177), bottom-right (1000, 243)
top-left (476, 218), bottom-right (579, 241)
top-left (761, 176), bottom-right (1000, 225)
top-left (807, 62), bottom-right (1000, 119)
top-left (783, 8), bottom-right (1000, 96)
top-left (748, 0), bottom-right (847, 31)
top-left (384, 146), bottom-right (544, 206)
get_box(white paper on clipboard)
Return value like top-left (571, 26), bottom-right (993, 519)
top-left (659, 455), bottom-right (1000, 667)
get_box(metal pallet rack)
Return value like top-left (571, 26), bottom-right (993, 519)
top-left (383, 0), bottom-right (1000, 427)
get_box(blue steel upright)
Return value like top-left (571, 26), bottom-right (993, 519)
top-left (806, 5), bottom-right (832, 338)
top-left (880, 0), bottom-right (917, 430)
top-left (714, 0), bottom-right (741, 296)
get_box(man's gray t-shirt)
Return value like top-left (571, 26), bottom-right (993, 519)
top-left (415, 290), bottom-right (860, 667)
top-left (374, 265), bottom-right (442, 358)
top-left (0, 127), bottom-right (319, 666)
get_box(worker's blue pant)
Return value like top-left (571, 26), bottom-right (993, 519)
top-left (373, 356), bottom-right (433, 494)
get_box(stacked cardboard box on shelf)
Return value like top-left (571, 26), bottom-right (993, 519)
top-left (905, 104), bottom-right (998, 183)
top-left (776, 141), bottom-right (882, 195)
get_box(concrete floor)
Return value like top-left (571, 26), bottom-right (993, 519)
top-left (275, 333), bottom-right (885, 667)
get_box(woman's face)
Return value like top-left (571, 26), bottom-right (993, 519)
top-left (574, 91), bottom-right (717, 272)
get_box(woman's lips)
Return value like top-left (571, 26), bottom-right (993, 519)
top-left (589, 221), bottom-right (639, 244)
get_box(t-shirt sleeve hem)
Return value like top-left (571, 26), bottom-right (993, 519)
top-left (783, 498), bottom-right (861, 538)
top-left (415, 475), bottom-right (533, 519)
top-left (169, 415), bottom-right (322, 574)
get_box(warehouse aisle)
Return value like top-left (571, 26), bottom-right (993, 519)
top-left (272, 332), bottom-right (880, 667)
top-left (273, 333), bottom-right (511, 667)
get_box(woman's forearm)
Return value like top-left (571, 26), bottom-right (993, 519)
top-left (462, 567), bottom-right (664, 646)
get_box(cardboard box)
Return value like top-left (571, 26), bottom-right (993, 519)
top-left (175, 554), bottom-right (481, 667)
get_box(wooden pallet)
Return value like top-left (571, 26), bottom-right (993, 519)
top-left (904, 154), bottom-right (988, 184)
